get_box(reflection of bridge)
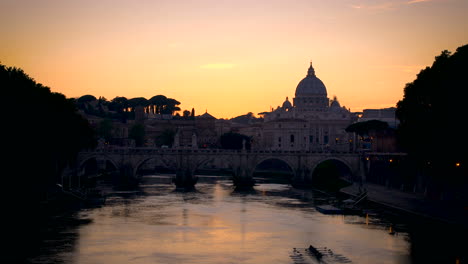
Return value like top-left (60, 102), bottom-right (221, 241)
top-left (66, 147), bottom-right (366, 188)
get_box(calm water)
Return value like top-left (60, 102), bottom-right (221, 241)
top-left (25, 176), bottom-right (465, 264)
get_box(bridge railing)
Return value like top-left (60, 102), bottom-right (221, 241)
top-left (81, 147), bottom-right (361, 155)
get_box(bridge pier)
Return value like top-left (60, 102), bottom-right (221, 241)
top-left (115, 163), bottom-right (138, 187)
top-left (173, 168), bottom-right (198, 190)
top-left (291, 167), bottom-right (312, 188)
top-left (233, 167), bottom-right (255, 188)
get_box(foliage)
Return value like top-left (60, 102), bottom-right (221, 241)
top-left (1, 63), bottom-right (96, 204)
top-left (77, 94), bottom-right (97, 103)
top-left (129, 123), bottom-right (146, 147)
top-left (345, 120), bottom-right (389, 136)
top-left (108, 96), bottom-right (128, 112)
top-left (220, 132), bottom-right (251, 150)
top-left (155, 129), bottom-right (175, 147)
top-left (128, 97), bottom-right (149, 110)
top-left (149, 95), bottom-right (168, 114)
top-left (396, 44), bottom-right (468, 173)
top-left (97, 119), bottom-right (114, 142)
top-left (230, 112), bottom-right (263, 124)
top-left (161, 98), bottom-right (181, 114)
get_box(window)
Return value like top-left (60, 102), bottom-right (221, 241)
top-left (278, 137), bottom-right (282, 142)
top-left (324, 135), bottom-right (329, 144)
top-left (309, 136), bottom-right (314, 143)
top-left (290, 134), bottom-right (295, 143)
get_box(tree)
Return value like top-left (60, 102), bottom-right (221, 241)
top-left (97, 119), bottom-right (114, 142)
top-left (149, 95), bottom-right (168, 114)
top-left (396, 44), bottom-right (468, 182)
top-left (128, 97), bottom-right (149, 112)
top-left (345, 120), bottom-right (389, 136)
top-left (108, 96), bottom-right (129, 113)
top-left (230, 112), bottom-right (263, 124)
top-left (155, 129), bottom-right (175, 147)
top-left (129, 123), bottom-right (146, 147)
top-left (76, 94), bottom-right (98, 114)
top-left (220, 132), bottom-right (251, 150)
top-left (162, 98), bottom-right (181, 115)
top-left (1, 63), bottom-right (96, 205)
top-left (77, 94), bottom-right (97, 105)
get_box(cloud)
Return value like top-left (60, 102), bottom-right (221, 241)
top-left (200, 63), bottom-right (235, 69)
top-left (351, 0), bottom-right (432, 10)
top-left (350, 2), bottom-right (399, 10)
top-left (407, 0), bottom-right (432, 4)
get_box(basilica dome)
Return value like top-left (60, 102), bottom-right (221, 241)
top-left (295, 63), bottom-right (327, 96)
top-left (282, 97), bottom-right (292, 109)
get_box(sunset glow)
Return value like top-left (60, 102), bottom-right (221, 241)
top-left (1, 0), bottom-right (467, 118)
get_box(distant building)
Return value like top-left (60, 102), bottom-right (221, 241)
top-left (352, 107), bottom-right (401, 152)
top-left (358, 107), bottom-right (399, 128)
top-left (241, 62), bottom-right (357, 151)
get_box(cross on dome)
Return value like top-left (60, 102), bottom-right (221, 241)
top-left (307, 61), bottom-right (315, 77)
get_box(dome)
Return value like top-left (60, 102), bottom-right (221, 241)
top-left (330, 96), bottom-right (342, 112)
top-left (282, 97), bottom-right (292, 109)
top-left (295, 62), bottom-right (327, 96)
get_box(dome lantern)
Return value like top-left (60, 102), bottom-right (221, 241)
top-left (307, 61), bottom-right (315, 77)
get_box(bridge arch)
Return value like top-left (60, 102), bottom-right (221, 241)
top-left (310, 157), bottom-right (354, 190)
top-left (78, 154), bottom-right (119, 175)
top-left (252, 157), bottom-right (296, 183)
top-left (133, 155), bottom-right (177, 178)
top-left (190, 156), bottom-right (235, 183)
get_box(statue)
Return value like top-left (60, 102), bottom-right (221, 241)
top-left (173, 129), bottom-right (180, 148)
top-left (192, 133), bottom-right (198, 149)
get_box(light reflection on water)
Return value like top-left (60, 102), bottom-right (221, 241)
top-left (29, 175), bottom-right (448, 264)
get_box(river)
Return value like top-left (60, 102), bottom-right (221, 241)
top-left (21, 175), bottom-right (466, 264)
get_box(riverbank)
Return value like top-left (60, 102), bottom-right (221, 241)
top-left (340, 182), bottom-right (468, 229)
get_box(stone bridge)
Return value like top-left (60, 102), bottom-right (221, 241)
top-left (67, 147), bottom-right (366, 189)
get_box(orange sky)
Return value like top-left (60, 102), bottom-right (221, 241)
top-left (1, 0), bottom-right (467, 118)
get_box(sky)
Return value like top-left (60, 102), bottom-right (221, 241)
top-left (1, 0), bottom-right (467, 118)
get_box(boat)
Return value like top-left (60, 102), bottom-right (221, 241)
top-left (316, 204), bottom-right (343, 214)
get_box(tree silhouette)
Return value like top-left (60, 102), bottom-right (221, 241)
top-left (220, 132), bottom-right (251, 150)
top-left (129, 123), bottom-right (146, 147)
top-left (155, 129), bottom-right (175, 147)
top-left (345, 120), bottom-right (389, 136)
top-left (108, 96), bottom-right (129, 113)
top-left (162, 98), bottom-right (181, 115)
top-left (396, 44), bottom-right (468, 182)
top-left (149, 95), bottom-right (167, 114)
top-left (128, 97), bottom-right (149, 112)
top-left (1, 63), bottom-right (96, 206)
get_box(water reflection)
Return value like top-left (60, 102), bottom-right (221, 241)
top-left (23, 175), bottom-right (467, 264)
